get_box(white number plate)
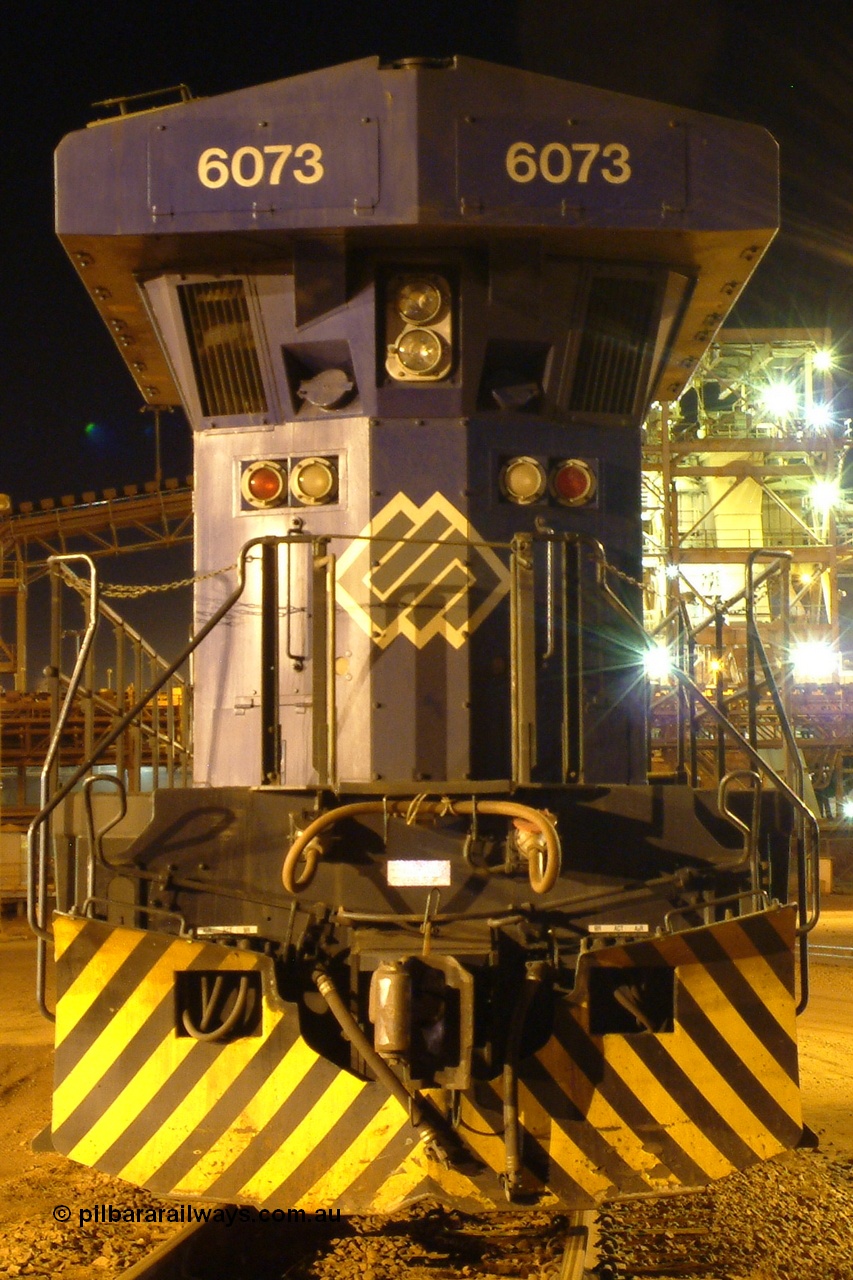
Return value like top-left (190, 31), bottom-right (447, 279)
top-left (386, 860), bottom-right (452, 888)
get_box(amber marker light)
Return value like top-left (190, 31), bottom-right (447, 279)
top-left (552, 458), bottom-right (596, 506)
top-left (500, 456), bottom-right (547, 504)
top-left (290, 456), bottom-right (337, 505)
top-left (241, 460), bottom-right (287, 508)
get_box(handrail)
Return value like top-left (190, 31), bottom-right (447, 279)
top-left (590, 535), bottom-right (819, 1012)
top-left (25, 536), bottom-right (317, 989)
top-left (27, 554), bottom-right (100, 1019)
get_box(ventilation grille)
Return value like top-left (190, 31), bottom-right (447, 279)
top-left (569, 277), bottom-right (658, 416)
top-left (178, 281), bottom-right (267, 417)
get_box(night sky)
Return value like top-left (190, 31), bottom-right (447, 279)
top-left (3, 0), bottom-right (853, 508)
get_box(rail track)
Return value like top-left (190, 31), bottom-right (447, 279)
top-left (115, 1205), bottom-right (597, 1280)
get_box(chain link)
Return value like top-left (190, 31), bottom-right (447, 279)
top-left (602, 558), bottom-right (645, 591)
top-left (101, 563), bottom-right (237, 599)
top-left (103, 550), bottom-right (642, 599)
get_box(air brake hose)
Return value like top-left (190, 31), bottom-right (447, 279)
top-left (502, 962), bottom-right (547, 1200)
top-left (311, 967), bottom-right (479, 1171)
top-left (283, 799), bottom-right (561, 894)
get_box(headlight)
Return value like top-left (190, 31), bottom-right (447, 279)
top-left (396, 278), bottom-right (443, 324)
top-left (385, 270), bottom-right (453, 382)
top-left (394, 328), bottom-right (445, 375)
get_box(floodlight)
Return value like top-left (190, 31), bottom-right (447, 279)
top-left (759, 381), bottom-right (798, 419)
top-left (810, 478), bottom-right (840, 515)
top-left (806, 403), bottom-right (832, 430)
top-left (791, 639), bottom-right (838, 682)
top-left (644, 644), bottom-right (672, 681)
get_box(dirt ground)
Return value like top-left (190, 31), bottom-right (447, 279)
top-left (0, 908), bottom-right (850, 1278)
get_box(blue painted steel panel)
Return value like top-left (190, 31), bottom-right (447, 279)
top-left (456, 116), bottom-right (685, 217)
top-left (148, 114), bottom-right (379, 220)
top-left (56, 57), bottom-right (777, 237)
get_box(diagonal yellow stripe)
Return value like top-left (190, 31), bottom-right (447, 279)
top-left (294, 1093), bottom-right (411, 1209)
top-left (173, 1034), bottom-right (320, 1196)
top-left (68, 1027), bottom-right (198, 1167)
top-left (117, 1010), bottom-right (289, 1187)
top-left (450, 1095), bottom-right (505, 1177)
top-left (68, 1007), bottom-right (285, 1174)
top-left (54, 914), bottom-right (87, 962)
top-left (596, 1036), bottom-right (735, 1181)
top-left (678, 962), bottom-right (800, 1118)
top-left (518, 1081), bottom-right (610, 1199)
top-left (730, 949), bottom-right (799, 1036)
top-left (535, 1037), bottom-right (682, 1189)
top-left (236, 1071), bottom-right (368, 1204)
top-left (55, 924), bottom-right (150, 1047)
top-left (665, 1023), bottom-right (790, 1160)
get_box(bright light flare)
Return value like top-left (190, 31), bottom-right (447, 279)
top-left (644, 643), bottom-right (673, 681)
top-left (806, 403), bottom-right (832, 430)
top-left (791, 639), bottom-right (839, 682)
top-left (759, 381), bottom-right (798, 419)
top-left (842, 797), bottom-right (853, 820)
top-left (810, 478), bottom-right (840, 514)
top-left (813, 349), bottom-right (834, 372)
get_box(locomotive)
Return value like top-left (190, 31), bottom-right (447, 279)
top-left (35, 56), bottom-right (815, 1214)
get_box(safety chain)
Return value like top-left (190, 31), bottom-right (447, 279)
top-left (101, 563), bottom-right (237, 598)
top-left (100, 547), bottom-right (642, 598)
top-left (602, 558), bottom-right (644, 591)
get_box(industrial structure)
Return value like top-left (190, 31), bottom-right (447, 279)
top-left (642, 328), bottom-right (853, 878)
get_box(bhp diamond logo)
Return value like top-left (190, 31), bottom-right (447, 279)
top-left (336, 492), bottom-right (510, 649)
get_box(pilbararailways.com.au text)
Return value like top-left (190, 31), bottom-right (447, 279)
top-left (54, 1204), bottom-right (339, 1228)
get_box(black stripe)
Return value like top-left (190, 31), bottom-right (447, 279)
top-left (521, 1056), bottom-right (650, 1194)
top-left (55, 929), bottom-right (172, 1077)
top-left (735, 913), bottom-right (796, 995)
top-left (623, 1034), bottom-right (758, 1168)
top-left (198, 1057), bottom-right (345, 1201)
top-left (54, 919), bottom-right (130, 1001)
top-left (54, 949), bottom-right (268, 1159)
top-left (331, 1125), bottom-right (421, 1211)
top-left (261, 1082), bottom-right (391, 1206)
top-left (550, 1008), bottom-right (709, 1186)
top-left (473, 1076), bottom-right (595, 1205)
top-left (679, 930), bottom-right (799, 1079)
top-left (136, 1015), bottom-right (303, 1193)
top-left (676, 984), bottom-right (801, 1145)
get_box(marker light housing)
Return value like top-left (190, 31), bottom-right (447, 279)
top-left (241, 460), bottom-right (287, 508)
top-left (289, 456), bottom-right (338, 505)
top-left (500, 456), bottom-right (548, 505)
top-left (552, 458), bottom-right (597, 506)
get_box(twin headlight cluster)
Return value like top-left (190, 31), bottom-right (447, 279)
top-left (241, 456), bottom-right (338, 509)
top-left (500, 456), bottom-right (597, 507)
top-left (385, 273), bottom-right (453, 382)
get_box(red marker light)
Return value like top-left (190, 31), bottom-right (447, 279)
top-left (241, 461), bottom-right (286, 508)
top-left (552, 459), bottom-right (596, 506)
